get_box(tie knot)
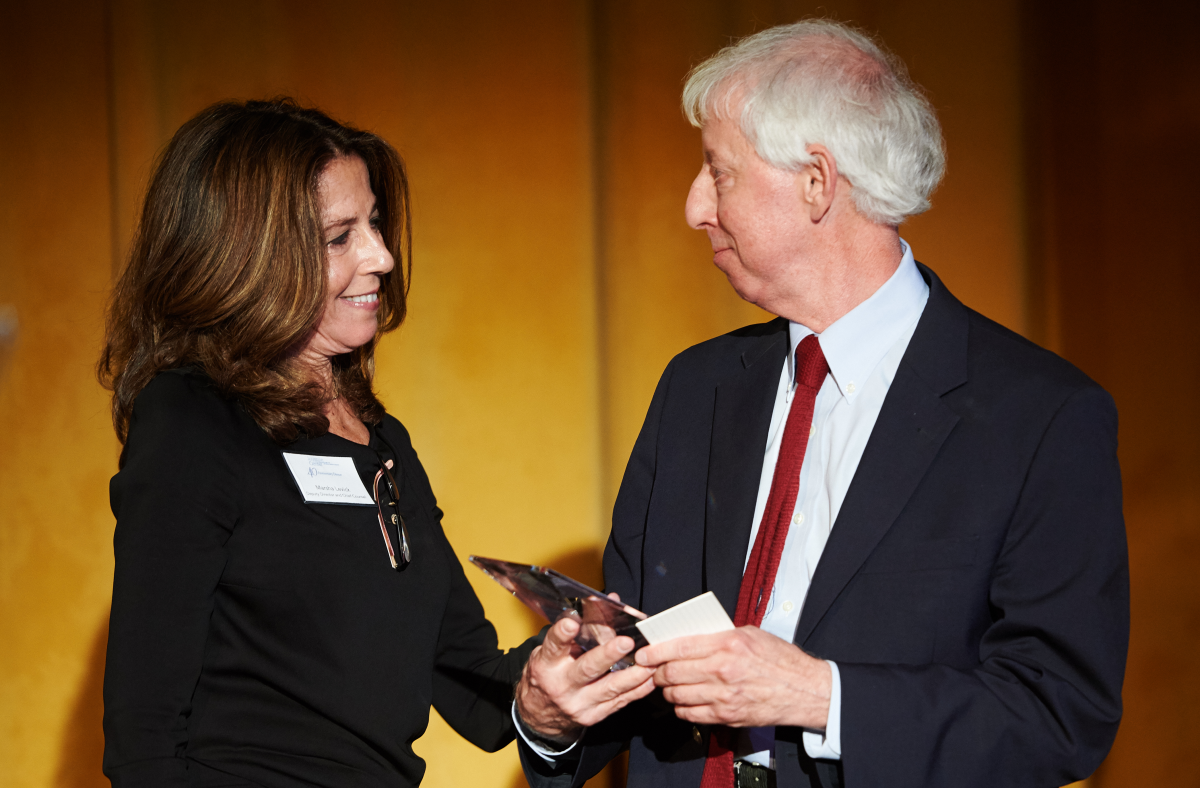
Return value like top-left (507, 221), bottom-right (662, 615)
top-left (796, 334), bottom-right (829, 391)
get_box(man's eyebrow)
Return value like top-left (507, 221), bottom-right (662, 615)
top-left (704, 149), bottom-right (727, 170)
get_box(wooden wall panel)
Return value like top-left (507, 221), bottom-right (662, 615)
top-left (0, 4), bottom-right (117, 787)
top-left (8, 1), bottom-right (1172, 787)
top-left (1025, 1), bottom-right (1200, 785)
top-left (593, 0), bottom-right (772, 504)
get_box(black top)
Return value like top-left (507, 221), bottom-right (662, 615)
top-left (103, 369), bottom-right (534, 788)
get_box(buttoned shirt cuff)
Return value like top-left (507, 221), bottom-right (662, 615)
top-left (512, 701), bottom-right (583, 763)
top-left (801, 660), bottom-right (842, 760)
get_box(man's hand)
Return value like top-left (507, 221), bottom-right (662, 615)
top-left (635, 625), bottom-right (831, 730)
top-left (514, 613), bottom-right (656, 742)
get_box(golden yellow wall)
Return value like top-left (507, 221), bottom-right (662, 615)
top-left (0, 3), bottom-right (119, 784)
top-left (5, 1), bottom-right (1189, 787)
top-left (1022, 2), bottom-right (1200, 785)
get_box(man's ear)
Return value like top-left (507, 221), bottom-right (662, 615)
top-left (800, 144), bottom-right (838, 223)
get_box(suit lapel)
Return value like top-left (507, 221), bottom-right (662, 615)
top-left (794, 265), bottom-right (970, 646)
top-left (704, 322), bottom-right (789, 618)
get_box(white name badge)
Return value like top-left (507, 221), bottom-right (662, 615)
top-left (281, 453), bottom-right (376, 506)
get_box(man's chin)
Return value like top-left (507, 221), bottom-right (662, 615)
top-left (713, 260), bottom-right (756, 303)
top-left (723, 276), bottom-right (767, 311)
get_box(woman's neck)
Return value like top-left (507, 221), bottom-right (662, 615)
top-left (298, 352), bottom-right (369, 445)
top-left (325, 395), bottom-right (369, 445)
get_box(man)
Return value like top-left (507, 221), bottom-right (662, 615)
top-left (513, 19), bottom-right (1128, 788)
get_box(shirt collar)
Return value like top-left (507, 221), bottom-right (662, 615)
top-left (787, 238), bottom-right (928, 400)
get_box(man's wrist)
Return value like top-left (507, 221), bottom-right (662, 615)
top-left (525, 720), bottom-right (582, 751)
top-left (513, 682), bottom-right (582, 745)
top-left (801, 660), bottom-right (842, 760)
top-left (512, 701), bottom-right (583, 761)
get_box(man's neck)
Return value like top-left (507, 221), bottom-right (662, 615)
top-left (772, 225), bottom-right (903, 334)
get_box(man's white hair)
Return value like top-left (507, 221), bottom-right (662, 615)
top-left (683, 19), bottom-right (946, 226)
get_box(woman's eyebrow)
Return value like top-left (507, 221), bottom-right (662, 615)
top-left (323, 216), bottom-right (356, 233)
top-left (322, 201), bottom-right (379, 232)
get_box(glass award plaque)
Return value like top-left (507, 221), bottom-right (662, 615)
top-left (469, 555), bottom-right (649, 668)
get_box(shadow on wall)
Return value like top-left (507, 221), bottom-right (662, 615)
top-left (0, 304), bottom-right (17, 384)
top-left (510, 545), bottom-right (609, 637)
top-left (56, 614), bottom-right (108, 788)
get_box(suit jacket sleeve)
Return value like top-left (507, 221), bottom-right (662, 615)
top-left (838, 384), bottom-right (1128, 787)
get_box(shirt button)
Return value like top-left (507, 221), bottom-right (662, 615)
top-left (792, 512), bottom-right (805, 525)
top-left (810, 423), bottom-right (816, 437)
top-left (846, 382), bottom-right (856, 394)
top-left (782, 601), bottom-right (794, 613)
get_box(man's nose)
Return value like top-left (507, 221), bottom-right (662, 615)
top-left (685, 169), bottom-right (715, 230)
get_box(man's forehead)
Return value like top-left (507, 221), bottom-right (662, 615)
top-left (700, 115), bottom-right (755, 163)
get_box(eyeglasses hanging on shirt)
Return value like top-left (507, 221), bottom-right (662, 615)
top-left (372, 450), bottom-right (411, 570)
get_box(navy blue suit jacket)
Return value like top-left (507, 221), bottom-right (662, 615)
top-left (521, 265), bottom-right (1128, 788)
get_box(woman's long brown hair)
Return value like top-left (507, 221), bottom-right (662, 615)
top-left (99, 98), bottom-right (412, 446)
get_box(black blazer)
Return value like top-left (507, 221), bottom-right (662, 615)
top-left (522, 265), bottom-right (1128, 788)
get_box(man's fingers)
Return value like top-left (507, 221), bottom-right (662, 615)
top-left (593, 663), bottom-right (657, 699)
top-left (660, 681), bottom-right (720, 708)
top-left (635, 632), bottom-right (724, 667)
top-left (516, 621), bottom-right (658, 735)
top-left (539, 615), bottom-right (582, 660)
top-left (651, 654), bottom-right (725, 688)
top-left (573, 635), bottom-right (638, 682)
top-left (670, 702), bottom-right (719, 726)
top-left (581, 666), bottom-right (656, 707)
top-left (572, 675), bottom-right (657, 728)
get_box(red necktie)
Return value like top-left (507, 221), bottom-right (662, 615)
top-left (700, 334), bottom-right (829, 788)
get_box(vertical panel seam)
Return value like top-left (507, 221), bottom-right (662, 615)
top-left (103, 0), bottom-right (121, 280)
top-left (589, 0), bottom-right (614, 543)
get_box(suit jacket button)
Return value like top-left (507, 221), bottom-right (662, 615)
top-left (693, 725), bottom-right (703, 744)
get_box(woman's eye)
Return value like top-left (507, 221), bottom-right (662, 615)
top-left (328, 231), bottom-right (350, 247)
top-left (369, 215), bottom-right (383, 232)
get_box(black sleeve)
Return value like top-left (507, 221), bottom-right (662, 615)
top-left (102, 373), bottom-right (244, 788)
top-left (839, 385), bottom-right (1129, 787)
top-left (431, 548), bottom-right (539, 752)
top-left (386, 419), bottom-right (539, 753)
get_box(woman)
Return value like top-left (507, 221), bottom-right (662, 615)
top-left (99, 99), bottom-right (535, 787)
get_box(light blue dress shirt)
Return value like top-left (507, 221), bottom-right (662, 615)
top-left (741, 239), bottom-right (928, 765)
